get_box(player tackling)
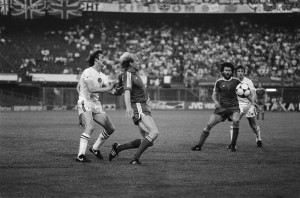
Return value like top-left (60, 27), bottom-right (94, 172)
top-left (76, 50), bottom-right (116, 162)
top-left (109, 52), bottom-right (159, 165)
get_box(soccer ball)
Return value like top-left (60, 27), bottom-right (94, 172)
top-left (236, 83), bottom-right (251, 98)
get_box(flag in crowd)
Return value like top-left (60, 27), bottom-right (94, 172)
top-left (0, 0), bottom-right (9, 15)
top-left (11, 0), bottom-right (46, 19)
top-left (5, 0), bottom-right (81, 19)
top-left (48, 0), bottom-right (82, 20)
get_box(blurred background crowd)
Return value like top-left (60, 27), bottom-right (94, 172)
top-left (0, 13), bottom-right (299, 87)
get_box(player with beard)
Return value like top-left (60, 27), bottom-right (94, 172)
top-left (191, 62), bottom-right (254, 152)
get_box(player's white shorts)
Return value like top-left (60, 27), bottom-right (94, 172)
top-left (239, 103), bottom-right (257, 118)
top-left (77, 99), bottom-right (105, 115)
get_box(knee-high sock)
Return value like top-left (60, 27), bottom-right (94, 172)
top-left (117, 139), bottom-right (142, 153)
top-left (254, 126), bottom-right (261, 141)
top-left (197, 131), bottom-right (209, 146)
top-left (78, 133), bottom-right (90, 156)
top-left (93, 130), bottom-right (109, 150)
top-left (133, 136), bottom-right (153, 160)
top-left (231, 127), bottom-right (239, 146)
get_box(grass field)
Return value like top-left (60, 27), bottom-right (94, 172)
top-left (0, 110), bottom-right (300, 198)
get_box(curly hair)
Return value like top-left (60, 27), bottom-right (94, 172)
top-left (220, 62), bottom-right (235, 73)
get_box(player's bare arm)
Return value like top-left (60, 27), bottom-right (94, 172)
top-left (212, 91), bottom-right (220, 108)
top-left (84, 78), bottom-right (113, 93)
top-left (124, 90), bottom-right (133, 118)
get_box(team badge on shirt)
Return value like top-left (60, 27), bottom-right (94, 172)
top-left (98, 78), bottom-right (102, 83)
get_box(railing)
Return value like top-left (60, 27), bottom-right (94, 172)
top-left (0, 89), bottom-right (41, 106)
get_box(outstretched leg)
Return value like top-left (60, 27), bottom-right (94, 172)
top-left (191, 113), bottom-right (223, 151)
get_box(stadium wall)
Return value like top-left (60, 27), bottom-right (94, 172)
top-left (1, 86), bottom-right (300, 112)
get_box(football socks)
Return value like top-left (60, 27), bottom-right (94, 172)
top-left (132, 137), bottom-right (152, 160)
top-left (117, 139), bottom-right (142, 153)
top-left (197, 131), bottom-right (209, 147)
top-left (93, 130), bottom-right (109, 150)
top-left (78, 133), bottom-right (90, 156)
top-left (231, 127), bottom-right (239, 146)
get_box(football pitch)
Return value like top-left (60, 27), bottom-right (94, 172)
top-left (0, 110), bottom-right (299, 198)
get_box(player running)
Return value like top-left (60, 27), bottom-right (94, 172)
top-left (191, 62), bottom-right (254, 152)
top-left (76, 50), bottom-right (116, 163)
top-left (227, 65), bottom-right (262, 148)
top-left (108, 52), bottom-right (159, 165)
top-left (256, 82), bottom-right (267, 120)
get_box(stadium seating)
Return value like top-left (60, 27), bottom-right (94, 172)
top-left (0, 13), bottom-right (299, 87)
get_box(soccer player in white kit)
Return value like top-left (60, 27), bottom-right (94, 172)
top-left (76, 50), bottom-right (115, 162)
top-left (228, 65), bottom-right (262, 148)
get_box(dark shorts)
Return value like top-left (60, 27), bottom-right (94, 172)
top-left (131, 102), bottom-right (151, 125)
top-left (214, 107), bottom-right (240, 122)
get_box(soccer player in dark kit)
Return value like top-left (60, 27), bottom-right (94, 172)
top-left (109, 52), bottom-right (159, 165)
top-left (191, 62), bottom-right (254, 152)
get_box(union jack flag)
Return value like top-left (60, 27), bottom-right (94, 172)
top-left (11, 0), bottom-right (46, 19)
top-left (0, 0), bottom-right (9, 15)
top-left (48, 0), bottom-right (81, 20)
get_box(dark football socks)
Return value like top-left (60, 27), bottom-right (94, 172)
top-left (132, 138), bottom-right (152, 160)
top-left (117, 139), bottom-right (142, 153)
top-left (198, 131), bottom-right (209, 146)
top-left (231, 127), bottom-right (239, 146)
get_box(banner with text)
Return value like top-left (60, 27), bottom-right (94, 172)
top-left (80, 2), bottom-right (300, 14)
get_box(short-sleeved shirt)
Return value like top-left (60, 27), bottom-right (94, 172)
top-left (123, 68), bottom-right (148, 103)
top-left (238, 77), bottom-right (255, 105)
top-left (78, 67), bottom-right (108, 102)
top-left (213, 77), bottom-right (240, 109)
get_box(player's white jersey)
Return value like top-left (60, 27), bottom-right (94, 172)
top-left (238, 77), bottom-right (255, 105)
top-left (78, 67), bottom-right (108, 102)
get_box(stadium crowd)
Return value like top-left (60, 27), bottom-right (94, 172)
top-left (0, 14), bottom-right (299, 87)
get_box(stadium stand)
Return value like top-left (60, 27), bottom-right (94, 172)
top-left (0, 12), bottom-right (300, 87)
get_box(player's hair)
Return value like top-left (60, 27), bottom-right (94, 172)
top-left (220, 62), bottom-right (235, 73)
top-left (87, 50), bottom-right (103, 67)
top-left (236, 65), bottom-right (245, 73)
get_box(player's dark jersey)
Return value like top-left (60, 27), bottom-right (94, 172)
top-left (256, 88), bottom-right (266, 100)
top-left (123, 68), bottom-right (148, 103)
top-left (214, 77), bottom-right (240, 109)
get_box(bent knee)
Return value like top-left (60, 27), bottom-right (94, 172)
top-left (149, 130), bottom-right (159, 141)
top-left (85, 124), bottom-right (95, 132)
